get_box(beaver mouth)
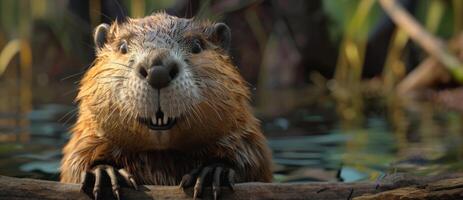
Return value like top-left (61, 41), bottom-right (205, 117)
top-left (138, 110), bottom-right (177, 131)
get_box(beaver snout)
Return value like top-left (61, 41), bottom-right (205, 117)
top-left (138, 60), bottom-right (180, 89)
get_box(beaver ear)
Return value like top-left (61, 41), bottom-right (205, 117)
top-left (209, 23), bottom-right (231, 51)
top-left (94, 23), bottom-right (110, 50)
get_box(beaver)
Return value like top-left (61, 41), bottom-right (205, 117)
top-left (60, 12), bottom-right (272, 200)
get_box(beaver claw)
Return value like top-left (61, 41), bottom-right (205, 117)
top-left (179, 164), bottom-right (235, 200)
top-left (80, 164), bottom-right (138, 200)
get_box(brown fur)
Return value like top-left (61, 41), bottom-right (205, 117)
top-left (60, 13), bottom-right (272, 185)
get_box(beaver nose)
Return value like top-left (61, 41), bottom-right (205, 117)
top-left (141, 62), bottom-right (179, 89)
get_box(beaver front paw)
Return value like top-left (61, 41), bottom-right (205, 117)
top-left (179, 164), bottom-right (236, 200)
top-left (80, 164), bottom-right (138, 200)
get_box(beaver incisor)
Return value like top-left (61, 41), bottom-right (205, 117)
top-left (60, 12), bottom-right (272, 200)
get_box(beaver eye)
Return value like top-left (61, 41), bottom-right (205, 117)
top-left (119, 40), bottom-right (128, 54)
top-left (191, 39), bottom-right (202, 54)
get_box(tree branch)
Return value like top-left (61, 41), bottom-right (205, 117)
top-left (379, 0), bottom-right (463, 83)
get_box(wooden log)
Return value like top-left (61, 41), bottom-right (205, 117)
top-left (0, 174), bottom-right (462, 200)
top-left (354, 177), bottom-right (463, 200)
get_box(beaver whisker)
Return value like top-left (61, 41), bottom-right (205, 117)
top-left (95, 73), bottom-right (130, 80)
top-left (61, 71), bottom-right (86, 81)
top-left (91, 67), bottom-right (130, 76)
top-left (96, 81), bottom-right (125, 85)
top-left (59, 107), bottom-right (79, 124)
top-left (95, 78), bottom-right (128, 83)
top-left (204, 99), bottom-right (223, 122)
top-left (117, 101), bottom-right (130, 127)
top-left (107, 75), bottom-right (129, 78)
top-left (188, 103), bottom-right (202, 128)
top-left (105, 105), bottom-right (119, 127)
top-left (183, 109), bottom-right (192, 129)
top-left (62, 87), bottom-right (80, 97)
top-left (175, 99), bottom-right (191, 128)
top-left (110, 62), bottom-right (131, 68)
top-left (113, 102), bottom-right (131, 130)
top-left (192, 103), bottom-right (206, 129)
top-left (99, 76), bottom-right (129, 82)
top-left (96, 80), bottom-right (126, 85)
top-left (102, 68), bottom-right (130, 73)
top-left (96, 76), bottom-right (128, 81)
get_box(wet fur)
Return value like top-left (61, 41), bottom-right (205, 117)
top-left (60, 13), bottom-right (272, 185)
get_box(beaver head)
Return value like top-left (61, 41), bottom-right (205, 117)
top-left (76, 13), bottom-right (252, 150)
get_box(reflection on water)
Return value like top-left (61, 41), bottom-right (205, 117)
top-left (261, 89), bottom-right (463, 183)
top-left (0, 103), bottom-right (70, 180)
top-left (0, 88), bottom-right (462, 183)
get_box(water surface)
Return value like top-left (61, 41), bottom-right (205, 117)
top-left (0, 88), bottom-right (462, 183)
